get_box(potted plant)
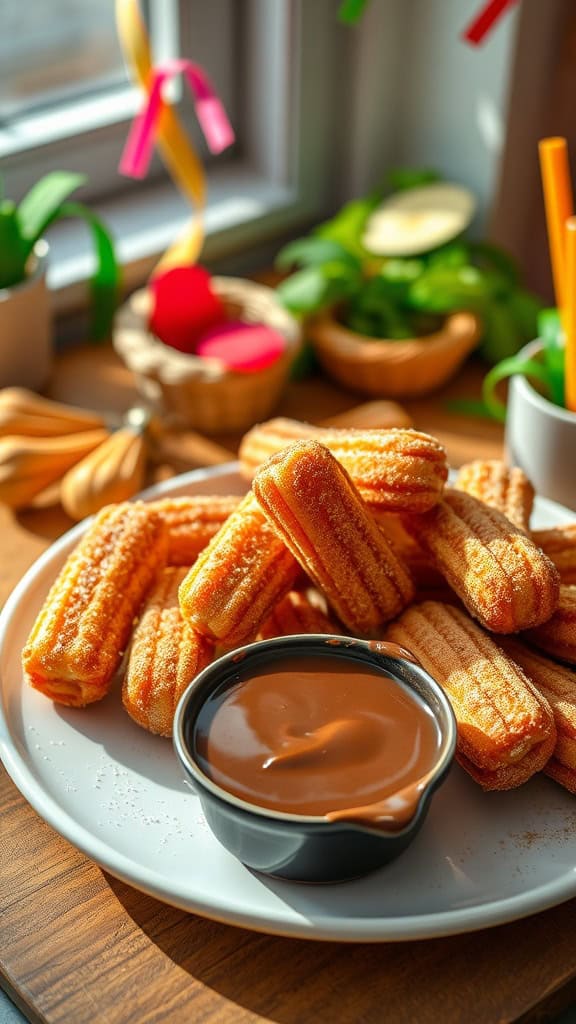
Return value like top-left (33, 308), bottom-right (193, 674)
top-left (0, 172), bottom-right (119, 391)
top-left (482, 308), bottom-right (576, 509)
top-left (276, 172), bottom-right (542, 398)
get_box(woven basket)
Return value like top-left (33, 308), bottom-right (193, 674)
top-left (113, 277), bottom-right (301, 433)
top-left (308, 310), bottom-right (481, 398)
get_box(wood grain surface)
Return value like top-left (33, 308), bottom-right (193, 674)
top-left (2, 347), bottom-right (576, 1024)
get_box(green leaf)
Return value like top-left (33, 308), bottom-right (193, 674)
top-left (468, 241), bottom-right (519, 289)
top-left (275, 237), bottom-right (360, 272)
top-left (482, 356), bottom-right (551, 422)
top-left (445, 398), bottom-right (493, 418)
top-left (59, 202), bottom-right (120, 341)
top-left (338, 0), bottom-right (370, 24)
top-left (0, 200), bottom-right (28, 288)
top-left (538, 307), bottom-right (565, 406)
top-left (426, 242), bottom-right (469, 271)
top-left (346, 277), bottom-right (414, 338)
top-left (407, 265), bottom-right (491, 313)
top-left (477, 301), bottom-right (521, 364)
top-left (17, 171), bottom-right (86, 260)
top-left (315, 195), bottom-right (381, 258)
top-left (386, 168), bottom-right (442, 193)
top-left (507, 289), bottom-right (543, 341)
top-left (276, 263), bottom-right (359, 315)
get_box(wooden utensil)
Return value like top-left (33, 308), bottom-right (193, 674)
top-left (0, 429), bottom-right (109, 509)
top-left (60, 408), bottom-right (149, 521)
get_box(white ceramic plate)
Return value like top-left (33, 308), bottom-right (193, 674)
top-left (2, 465), bottom-right (576, 943)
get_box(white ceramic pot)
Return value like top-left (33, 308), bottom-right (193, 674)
top-left (505, 340), bottom-right (576, 510)
top-left (0, 241), bottom-right (52, 391)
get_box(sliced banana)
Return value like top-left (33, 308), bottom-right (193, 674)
top-left (361, 183), bottom-right (476, 257)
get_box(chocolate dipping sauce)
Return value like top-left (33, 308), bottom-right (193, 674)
top-left (194, 653), bottom-right (442, 830)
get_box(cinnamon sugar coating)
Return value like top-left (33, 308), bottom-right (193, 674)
top-left (22, 502), bottom-right (167, 707)
top-left (178, 492), bottom-right (299, 646)
top-left (123, 566), bottom-right (214, 736)
top-left (454, 459), bottom-right (534, 532)
top-left (385, 601), bottom-right (555, 790)
top-left (253, 440), bottom-right (414, 635)
top-left (240, 419), bottom-right (448, 512)
top-left (402, 489), bottom-right (560, 633)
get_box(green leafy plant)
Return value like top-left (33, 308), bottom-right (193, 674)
top-left (0, 172), bottom-right (120, 341)
top-left (276, 173), bottom-right (543, 365)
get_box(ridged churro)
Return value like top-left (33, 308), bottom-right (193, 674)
top-left (402, 489), bottom-right (560, 633)
top-left (178, 492), bottom-right (300, 646)
top-left (240, 419), bottom-right (448, 512)
top-left (499, 638), bottom-right (576, 793)
top-left (385, 601), bottom-right (555, 790)
top-left (123, 567), bottom-right (214, 736)
top-left (374, 510), bottom-right (445, 593)
top-left (454, 459), bottom-right (534, 532)
top-left (532, 524), bottom-right (576, 584)
top-left (22, 502), bottom-right (167, 707)
top-left (258, 589), bottom-right (341, 640)
top-left (524, 585), bottom-right (576, 665)
top-left (253, 440), bottom-right (415, 635)
top-left (147, 495), bottom-right (240, 565)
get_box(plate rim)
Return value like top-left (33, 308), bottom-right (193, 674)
top-left (1, 463), bottom-right (576, 942)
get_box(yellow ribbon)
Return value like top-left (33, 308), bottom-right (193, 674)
top-left (115, 0), bottom-right (205, 272)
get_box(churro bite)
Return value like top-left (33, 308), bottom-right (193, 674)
top-left (258, 589), bottom-right (342, 640)
top-left (500, 638), bottom-right (576, 793)
top-left (178, 491), bottom-right (300, 647)
top-left (22, 502), bottom-right (167, 707)
top-left (147, 495), bottom-right (240, 566)
top-left (240, 419), bottom-right (448, 512)
top-left (532, 524), bottom-right (576, 584)
top-left (454, 459), bottom-right (534, 532)
top-left (523, 584), bottom-right (576, 665)
top-left (402, 489), bottom-right (560, 633)
top-left (385, 601), bottom-right (556, 790)
top-left (252, 440), bottom-right (414, 636)
top-left (123, 567), bottom-right (214, 737)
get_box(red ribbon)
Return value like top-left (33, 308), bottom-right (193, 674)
top-left (462, 0), bottom-right (519, 46)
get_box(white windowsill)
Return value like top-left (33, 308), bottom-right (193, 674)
top-left (48, 162), bottom-right (312, 316)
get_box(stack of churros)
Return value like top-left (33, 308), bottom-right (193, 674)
top-left (21, 431), bottom-right (576, 801)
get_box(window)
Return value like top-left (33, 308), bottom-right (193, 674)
top-left (0, 0), bottom-right (345, 308)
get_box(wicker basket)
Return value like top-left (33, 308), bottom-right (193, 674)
top-left (308, 310), bottom-right (481, 398)
top-left (113, 277), bottom-right (301, 433)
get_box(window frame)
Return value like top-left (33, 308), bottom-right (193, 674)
top-left (1, 0), bottom-right (346, 314)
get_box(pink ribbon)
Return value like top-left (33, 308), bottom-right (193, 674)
top-left (120, 58), bottom-right (234, 179)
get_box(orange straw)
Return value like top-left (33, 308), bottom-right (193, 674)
top-left (564, 217), bottom-right (576, 411)
top-left (539, 138), bottom-right (573, 318)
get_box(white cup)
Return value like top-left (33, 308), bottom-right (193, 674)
top-left (505, 340), bottom-right (576, 511)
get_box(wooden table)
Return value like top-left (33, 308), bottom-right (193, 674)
top-left (2, 348), bottom-right (576, 1024)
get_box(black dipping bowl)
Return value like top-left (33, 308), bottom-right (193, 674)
top-left (173, 635), bottom-right (456, 883)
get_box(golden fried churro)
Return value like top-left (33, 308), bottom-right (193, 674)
top-left (258, 589), bottom-right (342, 640)
top-left (147, 495), bottom-right (240, 565)
top-left (524, 585), bottom-right (576, 664)
top-left (499, 638), bottom-right (576, 793)
top-left (532, 524), bottom-right (576, 584)
top-left (240, 419), bottom-right (448, 512)
top-left (178, 492), bottom-right (300, 646)
top-left (402, 489), bottom-right (560, 633)
top-left (385, 602), bottom-right (555, 789)
top-left (123, 567), bottom-right (214, 736)
top-left (454, 459), bottom-right (534, 532)
top-left (374, 510), bottom-right (445, 593)
top-left (253, 440), bottom-right (415, 635)
top-left (22, 502), bottom-right (167, 707)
